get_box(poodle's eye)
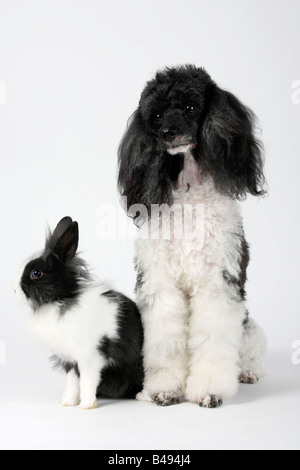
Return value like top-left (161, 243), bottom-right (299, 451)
top-left (154, 113), bottom-right (163, 124)
top-left (30, 269), bottom-right (43, 280)
top-left (185, 105), bottom-right (196, 114)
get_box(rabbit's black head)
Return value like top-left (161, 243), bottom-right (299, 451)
top-left (16, 217), bottom-right (90, 311)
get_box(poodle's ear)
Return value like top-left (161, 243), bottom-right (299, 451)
top-left (118, 110), bottom-right (172, 219)
top-left (200, 85), bottom-right (266, 199)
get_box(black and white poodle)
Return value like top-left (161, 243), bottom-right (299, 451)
top-left (118, 65), bottom-right (267, 408)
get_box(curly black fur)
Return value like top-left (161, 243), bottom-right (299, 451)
top-left (118, 65), bottom-right (266, 218)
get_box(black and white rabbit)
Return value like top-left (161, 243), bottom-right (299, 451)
top-left (14, 216), bottom-right (144, 410)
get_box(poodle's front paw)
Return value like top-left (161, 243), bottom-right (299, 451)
top-left (239, 370), bottom-right (259, 384)
top-left (199, 394), bottom-right (223, 409)
top-left (152, 392), bottom-right (181, 407)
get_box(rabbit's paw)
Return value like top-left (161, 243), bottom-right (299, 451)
top-left (61, 391), bottom-right (80, 407)
top-left (80, 399), bottom-right (98, 410)
top-left (61, 397), bottom-right (80, 407)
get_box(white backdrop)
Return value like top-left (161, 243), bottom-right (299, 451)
top-left (0, 0), bottom-right (299, 450)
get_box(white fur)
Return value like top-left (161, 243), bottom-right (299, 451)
top-left (61, 369), bottom-right (80, 407)
top-left (239, 317), bottom-right (267, 383)
top-left (167, 144), bottom-right (193, 155)
top-left (135, 150), bottom-right (267, 406)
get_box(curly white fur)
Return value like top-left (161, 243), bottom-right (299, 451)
top-left (135, 154), bottom-right (267, 407)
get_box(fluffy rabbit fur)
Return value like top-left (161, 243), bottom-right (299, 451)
top-left (15, 217), bottom-right (144, 410)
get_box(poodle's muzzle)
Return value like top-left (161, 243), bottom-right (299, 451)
top-left (159, 109), bottom-right (197, 155)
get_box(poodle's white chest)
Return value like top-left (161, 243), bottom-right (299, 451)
top-left (136, 175), bottom-right (244, 288)
top-left (175, 151), bottom-right (203, 191)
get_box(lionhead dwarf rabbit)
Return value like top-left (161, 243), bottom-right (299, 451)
top-left (15, 216), bottom-right (144, 410)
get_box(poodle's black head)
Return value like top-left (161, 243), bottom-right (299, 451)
top-left (118, 65), bottom-right (266, 217)
top-left (138, 66), bottom-right (210, 155)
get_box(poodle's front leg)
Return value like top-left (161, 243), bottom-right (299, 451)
top-left (137, 283), bottom-right (189, 406)
top-left (186, 287), bottom-right (245, 408)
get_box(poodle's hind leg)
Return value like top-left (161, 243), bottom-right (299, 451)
top-left (239, 316), bottom-right (267, 384)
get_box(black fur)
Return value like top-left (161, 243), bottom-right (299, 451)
top-left (134, 258), bottom-right (145, 294)
top-left (222, 234), bottom-right (250, 302)
top-left (118, 65), bottom-right (266, 218)
top-left (98, 290), bottom-right (144, 398)
top-left (52, 356), bottom-right (80, 377)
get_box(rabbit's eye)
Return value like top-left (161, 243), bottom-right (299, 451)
top-left (30, 269), bottom-right (43, 280)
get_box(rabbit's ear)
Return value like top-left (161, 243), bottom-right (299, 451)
top-left (47, 217), bottom-right (79, 263)
top-left (52, 216), bottom-right (74, 241)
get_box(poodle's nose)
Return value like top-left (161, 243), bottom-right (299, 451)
top-left (161, 126), bottom-right (178, 141)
